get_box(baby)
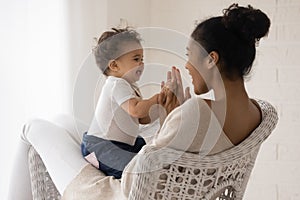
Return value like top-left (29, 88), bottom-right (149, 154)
top-left (81, 27), bottom-right (160, 179)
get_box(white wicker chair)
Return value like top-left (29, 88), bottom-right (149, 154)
top-left (28, 100), bottom-right (278, 200)
top-left (28, 147), bottom-right (61, 200)
top-left (128, 100), bottom-right (278, 200)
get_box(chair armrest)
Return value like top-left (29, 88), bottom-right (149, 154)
top-left (28, 146), bottom-right (61, 200)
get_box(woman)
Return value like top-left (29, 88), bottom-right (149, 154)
top-left (154, 3), bottom-right (271, 152)
top-left (120, 4), bottom-right (273, 197)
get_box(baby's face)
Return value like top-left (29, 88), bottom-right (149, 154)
top-left (115, 42), bottom-right (144, 83)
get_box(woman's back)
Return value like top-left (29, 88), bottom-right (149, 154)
top-left (222, 98), bottom-right (262, 145)
top-left (205, 79), bottom-right (262, 145)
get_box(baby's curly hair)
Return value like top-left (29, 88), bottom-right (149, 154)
top-left (93, 27), bottom-right (142, 75)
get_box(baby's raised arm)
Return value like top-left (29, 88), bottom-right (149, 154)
top-left (121, 94), bottom-right (159, 124)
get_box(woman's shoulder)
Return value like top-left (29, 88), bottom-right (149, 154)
top-left (181, 97), bottom-right (212, 111)
top-left (164, 97), bottom-right (213, 123)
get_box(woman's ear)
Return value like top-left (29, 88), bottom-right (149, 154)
top-left (108, 60), bottom-right (119, 72)
top-left (207, 51), bottom-right (219, 69)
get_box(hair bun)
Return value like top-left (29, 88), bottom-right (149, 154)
top-left (222, 4), bottom-right (271, 44)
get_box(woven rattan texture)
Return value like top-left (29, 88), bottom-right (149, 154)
top-left (128, 100), bottom-right (278, 200)
top-left (28, 147), bottom-right (61, 200)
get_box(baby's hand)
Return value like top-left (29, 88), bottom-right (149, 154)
top-left (158, 85), bottom-right (179, 116)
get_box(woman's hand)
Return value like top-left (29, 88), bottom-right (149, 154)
top-left (173, 67), bottom-right (191, 104)
top-left (158, 66), bottom-right (191, 116)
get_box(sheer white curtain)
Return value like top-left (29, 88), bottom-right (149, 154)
top-left (0, 0), bottom-right (70, 198)
top-left (0, 0), bottom-right (109, 198)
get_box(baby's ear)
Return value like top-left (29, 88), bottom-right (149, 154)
top-left (108, 60), bottom-right (119, 72)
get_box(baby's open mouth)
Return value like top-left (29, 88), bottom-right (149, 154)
top-left (136, 69), bottom-right (143, 76)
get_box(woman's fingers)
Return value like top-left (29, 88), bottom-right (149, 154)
top-left (160, 67), bottom-right (188, 114)
top-left (165, 71), bottom-right (173, 90)
top-left (171, 67), bottom-right (176, 85)
top-left (167, 71), bottom-right (171, 82)
top-left (161, 81), bottom-right (165, 89)
top-left (170, 67), bottom-right (178, 92)
top-left (174, 68), bottom-right (184, 103)
top-left (185, 87), bottom-right (191, 101)
top-left (165, 68), bottom-right (177, 92)
top-left (175, 68), bottom-right (183, 87)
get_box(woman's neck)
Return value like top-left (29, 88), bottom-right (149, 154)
top-left (224, 78), bottom-right (249, 100)
top-left (208, 77), bottom-right (250, 136)
top-left (213, 77), bottom-right (249, 102)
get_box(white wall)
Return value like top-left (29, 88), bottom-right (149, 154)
top-left (66, 0), bottom-right (108, 124)
top-left (107, 0), bottom-right (151, 27)
top-left (245, 1), bottom-right (300, 199)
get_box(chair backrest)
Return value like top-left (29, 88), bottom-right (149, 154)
top-left (128, 100), bottom-right (278, 200)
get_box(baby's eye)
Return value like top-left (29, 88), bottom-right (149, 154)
top-left (134, 58), bottom-right (143, 62)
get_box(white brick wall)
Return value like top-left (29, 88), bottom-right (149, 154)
top-left (148, 0), bottom-right (300, 199)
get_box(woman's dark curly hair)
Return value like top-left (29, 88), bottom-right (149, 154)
top-left (191, 4), bottom-right (271, 80)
